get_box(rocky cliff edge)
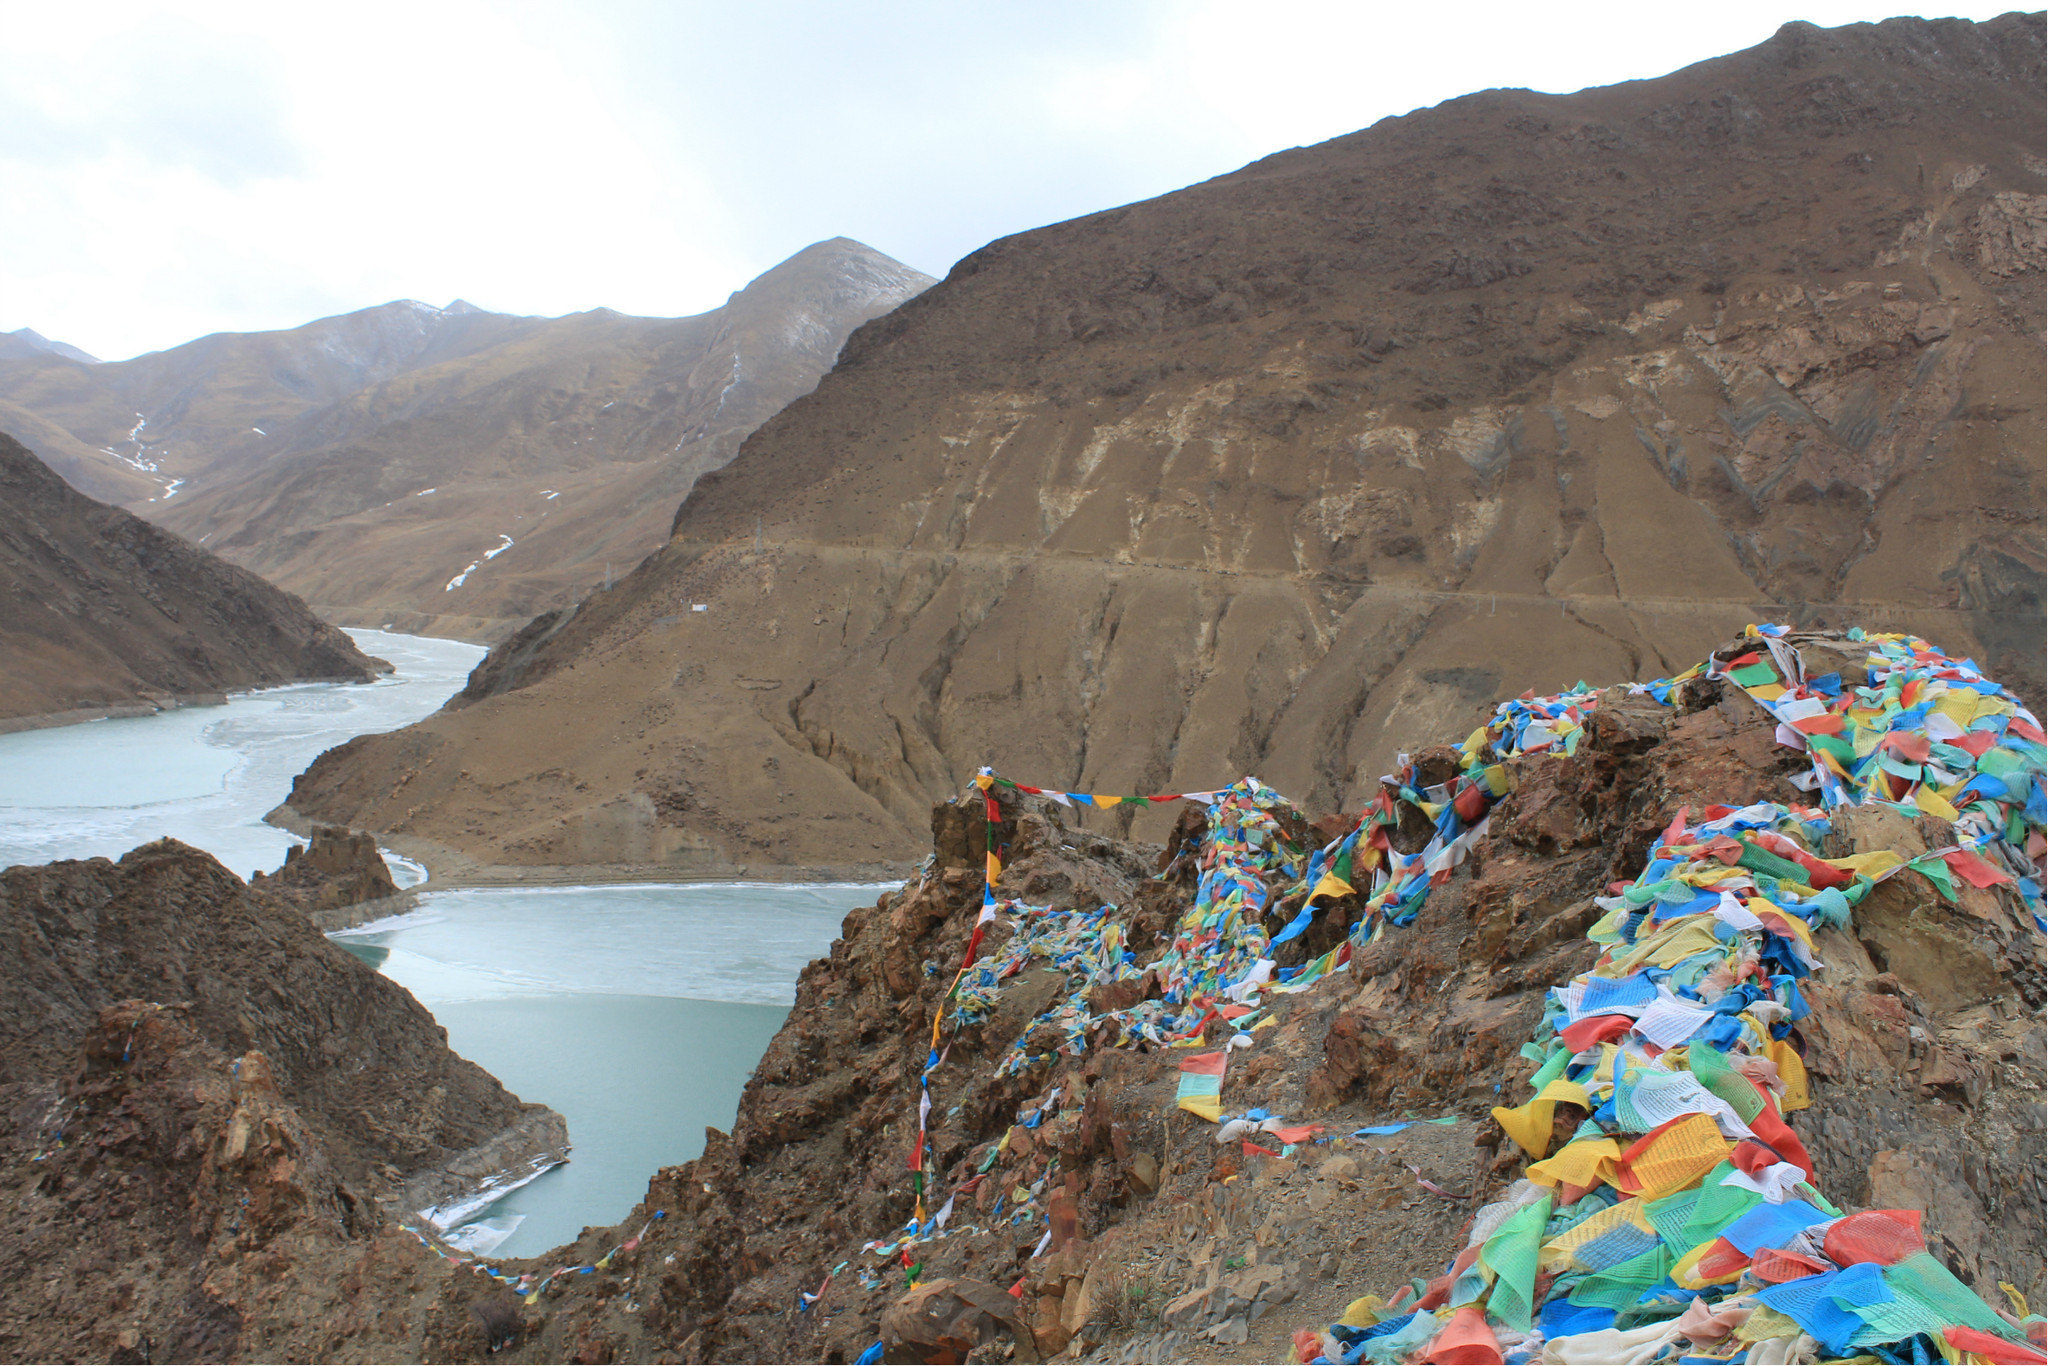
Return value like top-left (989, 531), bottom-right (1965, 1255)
top-left (382, 626), bottom-right (2043, 1364)
top-left (0, 841), bottom-right (565, 1362)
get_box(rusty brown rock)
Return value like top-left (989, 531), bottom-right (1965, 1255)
top-left (881, 1278), bottom-right (1039, 1364)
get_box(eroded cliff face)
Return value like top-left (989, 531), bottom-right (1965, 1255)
top-left (0, 842), bottom-right (564, 1362)
top-left (379, 630), bottom-right (2041, 1365)
top-left (286, 15), bottom-right (2042, 877)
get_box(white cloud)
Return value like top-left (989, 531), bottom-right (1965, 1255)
top-left (0, 0), bottom-right (2018, 360)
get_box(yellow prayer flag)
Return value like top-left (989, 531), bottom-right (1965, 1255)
top-left (1913, 786), bottom-right (1960, 822)
top-left (1527, 1136), bottom-right (1621, 1191)
top-left (1766, 1038), bottom-right (1810, 1112)
top-left (1617, 1112), bottom-right (1730, 1201)
top-left (1306, 871), bottom-right (1354, 905)
top-left (1933, 693), bottom-right (1978, 727)
top-left (1491, 1078), bottom-right (1591, 1161)
top-left (1829, 849), bottom-right (1905, 880)
top-left (1671, 1238), bottom-right (1745, 1290)
top-left (1541, 1196), bottom-right (1652, 1274)
top-left (1609, 917), bottom-right (1726, 974)
top-left (1736, 1306), bottom-right (1806, 1345)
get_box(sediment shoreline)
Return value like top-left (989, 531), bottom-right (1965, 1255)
top-left (0, 675), bottom-right (386, 735)
top-left (268, 802), bottom-right (915, 893)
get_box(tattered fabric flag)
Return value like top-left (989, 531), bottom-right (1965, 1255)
top-left (1175, 1050), bottom-right (1228, 1122)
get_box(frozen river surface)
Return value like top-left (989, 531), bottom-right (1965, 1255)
top-left (335, 883), bottom-right (865, 1255)
top-left (0, 629), bottom-right (483, 878)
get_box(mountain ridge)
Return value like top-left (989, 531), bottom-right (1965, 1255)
top-left (0, 327), bottom-right (98, 366)
top-left (0, 239), bottom-right (934, 637)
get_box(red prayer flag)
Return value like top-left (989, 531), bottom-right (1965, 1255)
top-left (1694, 1237), bottom-right (1751, 1280)
top-left (1453, 783), bottom-right (1488, 822)
top-left (1747, 1091), bottom-right (1814, 1182)
top-left (1729, 1140), bottom-right (1776, 1175)
top-left (1559, 1014), bottom-right (1635, 1052)
top-left (1750, 1248), bottom-right (1829, 1283)
top-left (1941, 1325), bottom-right (2046, 1363)
top-left (1943, 847), bottom-right (2014, 888)
top-left (1880, 732), bottom-right (1932, 762)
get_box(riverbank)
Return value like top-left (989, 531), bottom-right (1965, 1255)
top-left (0, 672), bottom-right (388, 736)
top-left (267, 804), bottom-right (919, 889)
top-left (314, 603), bottom-right (524, 647)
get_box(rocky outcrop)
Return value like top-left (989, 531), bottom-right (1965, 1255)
top-left (0, 840), bottom-right (566, 1361)
top-left (287, 14), bottom-right (2043, 877)
top-left (0, 432), bottom-right (387, 726)
top-left (250, 824), bottom-right (413, 931)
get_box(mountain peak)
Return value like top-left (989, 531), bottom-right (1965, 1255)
top-left (728, 239), bottom-right (937, 314)
top-left (1, 328), bottom-right (99, 365)
top-left (779, 236), bottom-right (933, 277)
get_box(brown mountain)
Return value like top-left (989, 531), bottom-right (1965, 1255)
top-left (0, 300), bottom-right (542, 508)
top-left (0, 240), bottom-right (933, 640)
top-left (0, 432), bottom-right (385, 728)
top-left (285, 14), bottom-right (2046, 878)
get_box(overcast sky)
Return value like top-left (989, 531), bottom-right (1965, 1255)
top-left (0, 1), bottom-right (2017, 361)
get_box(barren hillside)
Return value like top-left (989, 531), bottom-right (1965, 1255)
top-left (289, 15), bottom-right (2044, 877)
top-left (0, 433), bottom-right (383, 728)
